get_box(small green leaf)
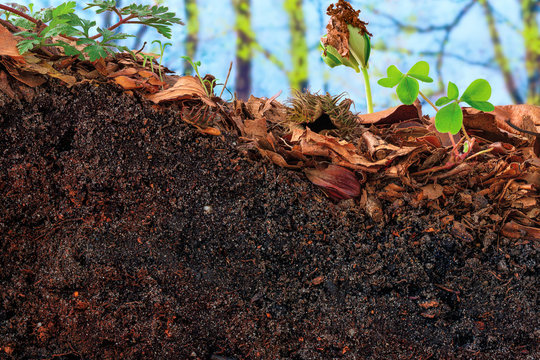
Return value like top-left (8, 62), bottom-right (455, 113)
top-left (465, 100), bottom-right (495, 112)
top-left (377, 65), bottom-right (403, 88)
top-left (17, 38), bottom-right (41, 54)
top-left (84, 45), bottom-right (109, 61)
top-left (407, 61), bottom-right (433, 83)
top-left (447, 81), bottom-right (459, 100)
top-left (396, 77), bottom-right (419, 105)
top-left (461, 79), bottom-right (492, 102)
top-left (435, 102), bottom-right (463, 135)
top-left (435, 96), bottom-right (451, 107)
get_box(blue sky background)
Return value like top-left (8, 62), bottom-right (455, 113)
top-left (14, 0), bottom-right (535, 114)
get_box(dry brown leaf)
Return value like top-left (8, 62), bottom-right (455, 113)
top-left (0, 24), bottom-right (23, 61)
top-left (108, 67), bottom-right (138, 78)
top-left (258, 148), bottom-right (298, 169)
top-left (501, 221), bottom-right (540, 241)
top-left (243, 118), bottom-right (267, 139)
top-left (138, 69), bottom-right (158, 79)
top-left (421, 183), bottom-right (444, 200)
top-left (114, 75), bottom-right (142, 90)
top-left (357, 104), bottom-right (420, 125)
top-left (0, 59), bottom-right (46, 87)
top-left (463, 105), bottom-right (540, 144)
top-left (146, 76), bottom-right (215, 106)
top-left (24, 61), bottom-right (77, 86)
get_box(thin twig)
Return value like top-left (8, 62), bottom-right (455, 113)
top-left (219, 61), bottom-right (233, 98)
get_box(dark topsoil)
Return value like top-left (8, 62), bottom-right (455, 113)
top-left (0, 80), bottom-right (538, 360)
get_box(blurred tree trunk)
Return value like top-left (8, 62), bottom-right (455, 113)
top-left (521, 0), bottom-right (539, 105)
top-left (233, 0), bottom-right (252, 100)
top-left (480, 0), bottom-right (524, 104)
top-left (184, 0), bottom-right (200, 75)
top-left (284, 0), bottom-right (308, 91)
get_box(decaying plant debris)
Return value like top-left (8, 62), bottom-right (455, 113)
top-left (1, 12), bottom-right (539, 360)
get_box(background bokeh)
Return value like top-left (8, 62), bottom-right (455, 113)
top-left (13, 0), bottom-right (540, 114)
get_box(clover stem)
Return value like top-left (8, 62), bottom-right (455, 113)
top-left (418, 90), bottom-right (438, 112)
top-left (360, 67), bottom-right (374, 114)
top-left (461, 125), bottom-right (471, 142)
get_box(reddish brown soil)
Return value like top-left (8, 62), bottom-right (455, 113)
top-left (1, 80), bottom-right (538, 359)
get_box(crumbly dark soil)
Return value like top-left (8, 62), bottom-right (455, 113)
top-left (1, 80), bottom-right (538, 360)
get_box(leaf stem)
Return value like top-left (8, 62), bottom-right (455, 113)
top-left (418, 90), bottom-right (438, 112)
top-left (0, 4), bottom-right (39, 25)
top-left (89, 14), bottom-right (137, 40)
top-left (360, 66), bottom-right (373, 114)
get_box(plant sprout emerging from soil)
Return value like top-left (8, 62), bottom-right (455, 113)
top-left (181, 56), bottom-right (217, 97)
top-left (320, 0), bottom-right (373, 114)
top-left (151, 40), bottom-right (171, 84)
top-left (0, 1), bottom-right (183, 61)
top-left (379, 61), bottom-right (494, 153)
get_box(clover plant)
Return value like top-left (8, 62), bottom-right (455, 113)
top-left (379, 61), bottom-right (495, 137)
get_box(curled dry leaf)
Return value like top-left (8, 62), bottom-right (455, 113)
top-left (463, 105), bottom-right (540, 145)
top-left (0, 24), bottom-right (23, 61)
top-left (357, 104), bottom-right (421, 126)
top-left (501, 221), bottom-right (540, 241)
top-left (305, 164), bottom-right (361, 200)
top-left (146, 76), bottom-right (216, 106)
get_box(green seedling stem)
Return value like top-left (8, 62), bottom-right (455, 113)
top-left (151, 40), bottom-right (171, 84)
top-left (360, 67), bottom-right (373, 114)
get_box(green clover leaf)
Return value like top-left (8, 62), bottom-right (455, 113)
top-left (435, 102), bottom-right (463, 135)
top-left (407, 61), bottom-right (433, 83)
top-left (377, 65), bottom-right (403, 88)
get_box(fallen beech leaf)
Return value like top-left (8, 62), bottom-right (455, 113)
top-left (311, 276), bottom-right (324, 285)
top-left (114, 75), bottom-right (141, 90)
top-left (244, 118), bottom-right (267, 139)
top-left (147, 77), bottom-right (166, 87)
top-left (108, 67), bottom-right (138, 78)
top-left (146, 76), bottom-right (215, 106)
top-left (0, 24), bottom-right (23, 61)
top-left (0, 59), bottom-right (46, 87)
top-left (138, 69), bottom-right (158, 78)
top-left (357, 104), bottom-right (420, 125)
top-left (24, 61), bottom-right (77, 86)
top-left (463, 105), bottom-right (540, 144)
top-left (305, 165), bottom-right (361, 200)
top-left (258, 148), bottom-right (298, 169)
top-left (421, 183), bottom-right (444, 200)
top-left (501, 221), bottom-right (540, 241)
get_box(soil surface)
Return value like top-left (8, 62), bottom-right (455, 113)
top-left (1, 80), bottom-right (538, 359)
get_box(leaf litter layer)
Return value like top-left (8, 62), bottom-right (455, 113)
top-left (0, 22), bottom-right (539, 360)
